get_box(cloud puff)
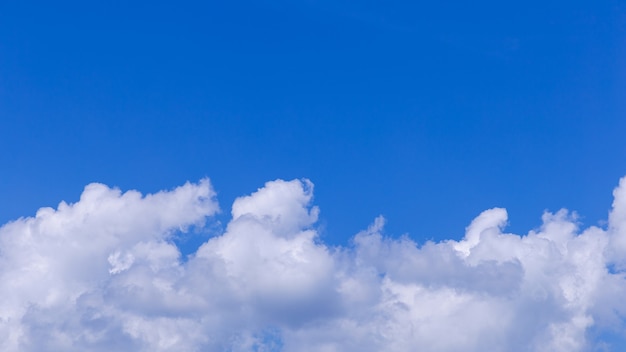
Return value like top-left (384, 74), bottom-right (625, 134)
top-left (1, 176), bottom-right (626, 351)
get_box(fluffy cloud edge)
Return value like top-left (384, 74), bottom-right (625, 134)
top-left (1, 176), bottom-right (626, 351)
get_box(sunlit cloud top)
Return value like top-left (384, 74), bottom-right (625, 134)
top-left (2, 176), bottom-right (626, 351)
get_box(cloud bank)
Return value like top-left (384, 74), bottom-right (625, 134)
top-left (2, 176), bottom-right (626, 351)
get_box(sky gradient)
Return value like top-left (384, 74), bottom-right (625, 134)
top-left (1, 0), bottom-right (626, 350)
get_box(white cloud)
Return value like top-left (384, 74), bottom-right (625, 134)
top-left (1, 176), bottom-right (626, 351)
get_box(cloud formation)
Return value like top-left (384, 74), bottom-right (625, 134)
top-left (2, 176), bottom-right (626, 351)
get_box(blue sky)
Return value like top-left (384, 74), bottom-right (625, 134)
top-left (1, 1), bottom-right (626, 351)
top-left (2, 0), bottom-right (625, 245)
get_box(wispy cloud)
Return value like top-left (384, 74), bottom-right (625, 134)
top-left (1, 176), bottom-right (626, 351)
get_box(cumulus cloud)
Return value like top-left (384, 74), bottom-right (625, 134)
top-left (1, 176), bottom-right (626, 351)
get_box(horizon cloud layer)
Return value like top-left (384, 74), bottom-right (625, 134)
top-left (2, 176), bottom-right (626, 351)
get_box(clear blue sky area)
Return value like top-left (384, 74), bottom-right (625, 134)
top-left (1, 0), bottom-right (625, 248)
